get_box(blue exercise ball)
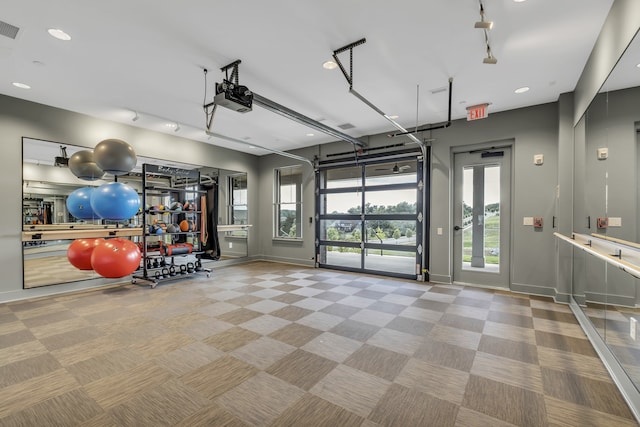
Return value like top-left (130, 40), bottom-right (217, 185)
top-left (66, 187), bottom-right (97, 220)
top-left (90, 182), bottom-right (140, 220)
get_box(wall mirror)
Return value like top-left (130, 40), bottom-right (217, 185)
top-left (22, 137), bottom-right (248, 289)
top-left (572, 30), bottom-right (640, 392)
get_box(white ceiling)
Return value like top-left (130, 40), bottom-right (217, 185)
top-left (1, 0), bottom-right (616, 155)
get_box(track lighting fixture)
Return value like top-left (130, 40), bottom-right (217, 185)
top-left (132, 111), bottom-right (139, 122)
top-left (476, 1), bottom-right (497, 64)
top-left (483, 47), bottom-right (497, 64)
top-left (474, 2), bottom-right (493, 29)
top-left (174, 123), bottom-right (181, 132)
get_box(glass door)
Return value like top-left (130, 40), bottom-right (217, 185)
top-left (453, 148), bottom-right (511, 287)
top-left (316, 155), bottom-right (426, 280)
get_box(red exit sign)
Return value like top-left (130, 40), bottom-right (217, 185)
top-left (466, 103), bottom-right (489, 121)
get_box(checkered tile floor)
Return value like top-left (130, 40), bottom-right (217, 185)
top-left (0, 261), bottom-right (636, 426)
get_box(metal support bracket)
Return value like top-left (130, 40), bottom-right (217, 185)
top-left (221, 60), bottom-right (242, 87)
top-left (332, 38), bottom-right (367, 90)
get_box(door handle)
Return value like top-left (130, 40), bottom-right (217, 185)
top-left (453, 225), bottom-right (462, 231)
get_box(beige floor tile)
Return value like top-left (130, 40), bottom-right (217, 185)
top-left (0, 388), bottom-right (103, 427)
top-left (349, 308), bottom-right (396, 327)
top-left (413, 338), bottom-right (476, 372)
top-left (366, 327), bottom-right (424, 355)
top-left (369, 383), bottom-right (459, 427)
top-left (454, 407), bottom-right (519, 427)
top-left (0, 369), bottom-right (79, 418)
top-left (471, 352), bottom-right (543, 394)
top-left (268, 322), bottom-right (323, 347)
top-left (266, 349), bottom-right (338, 391)
top-left (203, 326), bottom-right (261, 352)
top-left (155, 341), bottom-right (225, 376)
top-left (310, 364), bottom-right (391, 418)
top-left (3, 354), bottom-right (60, 391)
top-left (483, 320), bottom-right (537, 345)
top-left (181, 355), bottom-right (259, 400)
top-left (0, 321), bottom-right (28, 337)
top-left (66, 348), bottom-right (143, 385)
top-left (269, 393), bottom-right (364, 427)
top-left (429, 324), bottom-right (482, 350)
top-left (395, 358), bottom-right (470, 405)
top-left (301, 332), bottom-right (363, 363)
top-left (83, 363), bottom-right (174, 408)
top-left (296, 311), bottom-right (344, 331)
top-left (108, 378), bottom-right (210, 425)
top-left (0, 340), bottom-right (48, 367)
top-left (231, 336), bottom-right (297, 369)
top-left (217, 371), bottom-right (305, 426)
top-left (544, 395), bottom-right (637, 426)
top-left (541, 367), bottom-right (634, 419)
top-left (344, 344), bottom-right (409, 382)
top-left (477, 334), bottom-right (539, 364)
top-left (462, 375), bottom-right (547, 426)
top-left (174, 402), bottom-right (249, 427)
top-left (239, 314), bottom-right (292, 335)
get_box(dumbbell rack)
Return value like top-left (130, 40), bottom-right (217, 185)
top-left (132, 163), bottom-right (211, 288)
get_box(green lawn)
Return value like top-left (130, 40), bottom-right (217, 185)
top-left (463, 215), bottom-right (500, 264)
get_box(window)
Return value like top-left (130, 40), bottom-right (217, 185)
top-left (274, 166), bottom-right (303, 238)
top-left (229, 174), bottom-right (247, 237)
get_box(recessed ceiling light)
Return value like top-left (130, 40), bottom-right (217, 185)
top-left (636, 63), bottom-right (640, 68)
top-left (322, 60), bottom-right (338, 70)
top-left (388, 115), bottom-right (399, 120)
top-left (306, 133), bottom-right (315, 137)
top-left (165, 123), bottom-right (176, 128)
top-left (47, 28), bottom-right (71, 41)
top-left (513, 0), bottom-right (526, 3)
top-left (12, 82), bottom-right (31, 89)
top-left (514, 86), bottom-right (530, 94)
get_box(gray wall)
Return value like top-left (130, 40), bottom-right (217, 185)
top-left (428, 103), bottom-right (559, 295)
top-left (573, 0), bottom-right (640, 125)
top-left (257, 102), bottom-right (561, 297)
top-left (0, 94), bottom-right (259, 302)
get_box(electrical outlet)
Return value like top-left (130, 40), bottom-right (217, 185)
top-left (631, 317), bottom-right (637, 340)
top-left (229, 242), bottom-right (233, 249)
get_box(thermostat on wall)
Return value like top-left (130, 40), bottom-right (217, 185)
top-left (533, 154), bottom-right (544, 165)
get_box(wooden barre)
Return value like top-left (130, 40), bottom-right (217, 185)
top-left (22, 228), bottom-right (143, 242)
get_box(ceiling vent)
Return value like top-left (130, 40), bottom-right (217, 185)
top-left (337, 122), bottom-right (355, 130)
top-left (0, 20), bottom-right (19, 39)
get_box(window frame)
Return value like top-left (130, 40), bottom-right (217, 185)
top-left (228, 174), bottom-right (248, 237)
top-left (274, 165), bottom-right (303, 239)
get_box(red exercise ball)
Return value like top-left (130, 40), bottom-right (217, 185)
top-left (67, 238), bottom-right (105, 270)
top-left (90, 238), bottom-right (141, 278)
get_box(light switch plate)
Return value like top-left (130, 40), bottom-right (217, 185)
top-left (533, 154), bottom-right (543, 165)
top-left (523, 217), bottom-right (534, 226)
top-left (609, 217), bottom-right (622, 227)
top-left (597, 147), bottom-right (608, 160)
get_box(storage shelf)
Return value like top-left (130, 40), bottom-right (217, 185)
top-left (136, 163), bottom-right (211, 288)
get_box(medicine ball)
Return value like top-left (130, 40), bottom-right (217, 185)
top-left (179, 219), bottom-right (195, 232)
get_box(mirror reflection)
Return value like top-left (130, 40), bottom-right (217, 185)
top-left (572, 31), bottom-right (640, 392)
top-left (22, 138), bottom-right (249, 289)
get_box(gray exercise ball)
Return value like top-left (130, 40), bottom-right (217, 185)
top-left (68, 150), bottom-right (105, 181)
top-left (94, 138), bottom-right (137, 175)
